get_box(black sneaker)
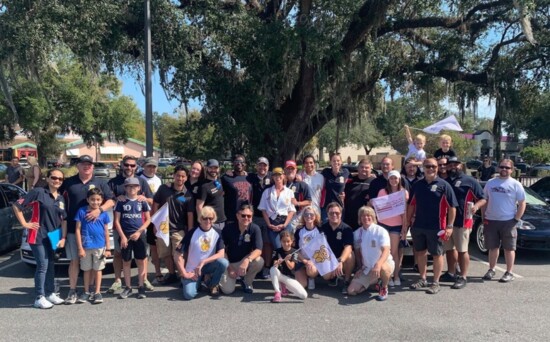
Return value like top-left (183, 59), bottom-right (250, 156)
top-left (118, 287), bottom-right (132, 299)
top-left (210, 285), bottom-right (220, 297)
top-left (137, 286), bottom-right (147, 299)
top-left (65, 290), bottom-right (77, 305)
top-left (440, 272), bottom-right (457, 282)
top-left (241, 280), bottom-right (254, 294)
top-left (77, 292), bottom-right (90, 304)
top-left (483, 269), bottom-right (496, 281)
top-left (92, 293), bottom-right (103, 304)
top-left (162, 273), bottom-right (179, 285)
top-left (499, 271), bottom-right (515, 283)
top-left (341, 281), bottom-right (350, 295)
top-left (451, 276), bottom-right (467, 289)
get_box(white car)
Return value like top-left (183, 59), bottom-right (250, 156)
top-left (20, 210), bottom-right (115, 267)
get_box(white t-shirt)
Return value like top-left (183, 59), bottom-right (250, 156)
top-left (139, 174), bottom-right (162, 194)
top-left (484, 177), bottom-right (526, 221)
top-left (258, 186), bottom-right (296, 220)
top-left (405, 143), bottom-right (426, 161)
top-left (185, 228), bottom-right (223, 272)
top-left (354, 224), bottom-right (393, 274)
top-left (300, 171), bottom-right (324, 213)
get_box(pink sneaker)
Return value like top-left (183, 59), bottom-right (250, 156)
top-left (280, 283), bottom-right (289, 297)
top-left (271, 292), bottom-right (281, 303)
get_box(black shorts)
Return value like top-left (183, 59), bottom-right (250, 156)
top-left (146, 223), bottom-right (157, 246)
top-left (120, 233), bottom-right (148, 261)
top-left (411, 227), bottom-right (444, 256)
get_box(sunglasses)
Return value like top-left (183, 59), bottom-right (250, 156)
top-left (328, 212), bottom-right (341, 216)
top-left (424, 165), bottom-right (437, 169)
top-left (499, 166), bottom-right (512, 170)
top-left (201, 217), bottom-right (214, 221)
top-left (124, 163), bottom-right (137, 168)
top-left (303, 213), bottom-right (315, 218)
top-left (49, 176), bottom-right (64, 181)
top-left (240, 214), bottom-right (252, 219)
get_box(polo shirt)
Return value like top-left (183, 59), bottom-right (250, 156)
top-left (344, 175), bottom-right (376, 228)
top-left (354, 223), bottom-right (393, 273)
top-left (247, 172), bottom-right (272, 217)
top-left (445, 173), bottom-right (485, 228)
top-left (320, 221), bottom-right (353, 258)
top-left (108, 175), bottom-right (154, 198)
top-left (15, 187), bottom-right (67, 245)
top-left (321, 167), bottom-right (350, 209)
top-left (409, 177), bottom-right (458, 230)
top-left (180, 227), bottom-right (224, 272)
top-left (222, 222), bottom-right (262, 263)
top-left (221, 174), bottom-right (252, 222)
top-left (115, 197), bottom-right (150, 235)
top-left (197, 179), bottom-right (226, 223)
top-left (153, 184), bottom-right (195, 233)
top-left (286, 179), bottom-right (312, 212)
top-left (60, 175), bottom-right (114, 234)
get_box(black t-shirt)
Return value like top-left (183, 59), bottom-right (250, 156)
top-left (153, 184), bottom-right (195, 233)
top-left (434, 148), bottom-right (456, 160)
top-left (286, 179), bottom-right (312, 212)
top-left (247, 172), bottom-right (272, 217)
top-left (221, 174), bottom-right (252, 222)
top-left (197, 179), bottom-right (226, 223)
top-left (108, 175), bottom-right (154, 199)
top-left (477, 165), bottom-right (496, 181)
top-left (320, 221), bottom-right (353, 258)
top-left (445, 173), bottom-right (485, 228)
top-left (60, 175), bottom-right (114, 233)
top-left (7, 165), bottom-right (24, 184)
top-left (409, 177), bottom-right (458, 230)
top-left (321, 167), bottom-right (350, 209)
top-left (185, 179), bottom-right (205, 200)
top-left (272, 247), bottom-right (298, 277)
top-left (222, 222), bottom-right (263, 263)
top-left (344, 175), bottom-right (376, 228)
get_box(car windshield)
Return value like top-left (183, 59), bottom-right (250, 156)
top-left (94, 163), bottom-right (107, 168)
top-left (525, 188), bottom-right (547, 206)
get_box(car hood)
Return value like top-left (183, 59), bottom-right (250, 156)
top-left (523, 205), bottom-right (550, 231)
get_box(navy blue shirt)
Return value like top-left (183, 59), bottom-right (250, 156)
top-left (286, 179), bottom-right (312, 212)
top-left (321, 167), bottom-right (350, 209)
top-left (60, 175), bottom-right (114, 234)
top-left (445, 173), bottom-right (485, 228)
top-left (197, 179), bottom-right (226, 223)
top-left (320, 221), bottom-right (353, 258)
top-left (221, 174), bottom-right (252, 222)
top-left (409, 177), bottom-right (458, 230)
top-left (153, 184), bottom-right (195, 233)
top-left (15, 187), bottom-right (67, 245)
top-left (247, 172), bottom-right (272, 217)
top-left (222, 222), bottom-right (262, 263)
top-left (115, 198), bottom-right (150, 235)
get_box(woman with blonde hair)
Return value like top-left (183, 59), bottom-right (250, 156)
top-left (294, 206), bottom-right (322, 290)
top-left (25, 156), bottom-right (45, 190)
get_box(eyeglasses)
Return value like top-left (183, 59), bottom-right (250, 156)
top-left (240, 214), bottom-right (252, 219)
top-left (424, 165), bottom-right (437, 169)
top-left (499, 166), bottom-right (512, 170)
top-left (124, 163), bottom-right (137, 168)
top-left (201, 217), bottom-right (214, 221)
top-left (303, 213), bottom-right (315, 218)
top-left (49, 176), bottom-right (64, 181)
top-left (328, 212), bottom-right (341, 216)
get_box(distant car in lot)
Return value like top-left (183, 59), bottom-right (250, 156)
top-left (0, 163), bottom-right (7, 172)
top-left (465, 159), bottom-right (482, 170)
top-left (20, 210), bottom-right (116, 267)
top-left (515, 162), bottom-right (531, 174)
top-left (93, 162), bottom-right (113, 178)
top-left (530, 176), bottom-right (550, 203)
top-left (0, 183), bottom-right (28, 254)
top-left (473, 184), bottom-right (550, 253)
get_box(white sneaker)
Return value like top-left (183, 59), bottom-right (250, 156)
top-left (307, 278), bottom-right (315, 290)
top-left (46, 293), bottom-right (65, 305)
top-left (34, 296), bottom-right (54, 309)
top-left (394, 278), bottom-right (401, 286)
top-left (389, 278), bottom-right (395, 287)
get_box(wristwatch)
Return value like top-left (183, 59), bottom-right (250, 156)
top-left (446, 224), bottom-right (454, 228)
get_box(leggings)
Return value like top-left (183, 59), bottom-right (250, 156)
top-left (270, 267), bottom-right (307, 299)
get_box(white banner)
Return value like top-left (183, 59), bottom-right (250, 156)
top-left (301, 233), bottom-right (338, 276)
top-left (370, 190), bottom-right (407, 221)
top-left (422, 115), bottom-right (463, 134)
top-left (151, 203), bottom-right (170, 246)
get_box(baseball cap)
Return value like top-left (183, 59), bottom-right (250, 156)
top-left (447, 157), bottom-right (461, 164)
top-left (78, 155), bottom-right (93, 164)
top-left (144, 158), bottom-right (158, 167)
top-left (123, 177), bottom-right (140, 187)
top-left (272, 167), bottom-right (284, 175)
top-left (206, 159), bottom-right (219, 167)
top-left (257, 157), bottom-right (269, 165)
top-left (285, 160), bottom-right (297, 169)
top-left (388, 170), bottom-right (401, 179)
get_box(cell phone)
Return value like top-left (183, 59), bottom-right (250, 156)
top-left (400, 239), bottom-right (410, 248)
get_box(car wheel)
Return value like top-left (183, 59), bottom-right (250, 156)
top-left (474, 223), bottom-right (488, 254)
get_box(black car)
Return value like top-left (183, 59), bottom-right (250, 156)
top-left (473, 186), bottom-right (550, 253)
top-left (0, 183), bottom-right (28, 254)
top-left (530, 176), bottom-right (550, 202)
top-left (465, 159), bottom-right (482, 170)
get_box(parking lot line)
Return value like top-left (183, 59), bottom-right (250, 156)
top-left (0, 260), bottom-right (21, 272)
top-left (470, 255), bottom-right (524, 278)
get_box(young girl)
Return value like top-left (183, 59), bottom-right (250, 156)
top-left (75, 188), bottom-right (111, 304)
top-left (270, 231), bottom-right (308, 303)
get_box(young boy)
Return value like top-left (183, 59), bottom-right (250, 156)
top-left (434, 134), bottom-right (456, 160)
top-left (75, 188), bottom-right (111, 304)
top-left (404, 125), bottom-right (427, 166)
top-left (114, 177), bottom-right (151, 299)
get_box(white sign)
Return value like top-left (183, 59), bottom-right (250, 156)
top-left (370, 190), bottom-right (407, 221)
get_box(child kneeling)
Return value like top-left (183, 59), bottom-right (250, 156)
top-left (270, 231), bottom-right (307, 303)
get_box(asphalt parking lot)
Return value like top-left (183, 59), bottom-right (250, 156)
top-left (1, 247), bottom-right (549, 341)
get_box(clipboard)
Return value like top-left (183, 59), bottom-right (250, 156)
top-left (47, 228), bottom-right (63, 251)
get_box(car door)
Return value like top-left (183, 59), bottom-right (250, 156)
top-left (0, 184), bottom-right (27, 254)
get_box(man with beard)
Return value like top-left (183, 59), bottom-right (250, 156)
top-left (442, 157), bottom-right (486, 289)
top-left (438, 158), bottom-right (448, 179)
top-left (402, 157), bottom-right (423, 189)
top-left (298, 155), bottom-right (324, 214)
top-left (407, 158), bottom-right (457, 295)
top-left (197, 159), bottom-right (226, 230)
top-left (107, 155), bottom-right (154, 293)
top-left (5, 157), bottom-right (25, 186)
top-left (221, 155), bottom-right (252, 225)
top-left (284, 160), bottom-right (311, 233)
top-left (344, 158), bottom-right (376, 229)
top-left (369, 157), bottom-right (405, 202)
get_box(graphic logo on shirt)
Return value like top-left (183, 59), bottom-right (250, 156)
top-left (136, 202), bottom-right (142, 212)
top-left (336, 232), bottom-right (342, 240)
top-left (491, 186), bottom-right (511, 194)
top-left (88, 184), bottom-right (96, 191)
top-left (193, 186), bottom-right (198, 194)
top-left (303, 235), bottom-right (313, 245)
top-left (200, 235), bottom-right (211, 252)
top-left (149, 184), bottom-right (156, 193)
top-left (313, 245), bottom-right (330, 263)
top-left (291, 186), bottom-right (296, 192)
top-left (123, 204), bottom-right (132, 211)
top-left (338, 176), bottom-right (344, 184)
top-left (265, 178), bottom-right (270, 185)
top-left (244, 234), bottom-right (251, 243)
top-left (455, 181), bottom-right (462, 187)
top-left (371, 239), bottom-right (376, 248)
top-left (430, 185), bottom-right (438, 192)
top-left (58, 202), bottom-right (64, 210)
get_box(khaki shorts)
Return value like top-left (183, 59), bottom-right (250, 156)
top-left (156, 230), bottom-right (185, 259)
top-left (80, 248), bottom-right (106, 271)
top-left (351, 260), bottom-right (395, 289)
top-left (443, 227), bottom-right (472, 253)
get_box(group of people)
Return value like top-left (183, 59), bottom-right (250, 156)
top-left (4, 156), bottom-right (45, 190)
top-left (13, 130), bottom-right (526, 309)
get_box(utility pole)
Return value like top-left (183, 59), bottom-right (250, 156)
top-left (144, 0), bottom-right (153, 157)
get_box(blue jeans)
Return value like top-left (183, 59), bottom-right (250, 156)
top-left (30, 239), bottom-right (55, 297)
top-left (181, 258), bottom-right (229, 300)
